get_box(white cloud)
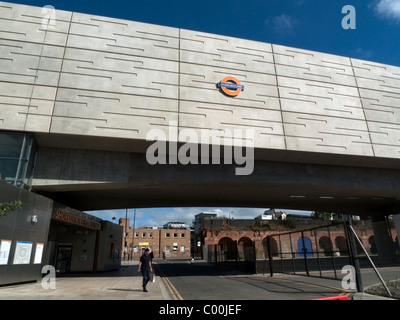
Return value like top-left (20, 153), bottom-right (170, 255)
top-left (272, 14), bottom-right (296, 35)
top-left (355, 48), bottom-right (374, 60)
top-left (375, 0), bottom-right (400, 21)
top-left (265, 14), bottom-right (297, 36)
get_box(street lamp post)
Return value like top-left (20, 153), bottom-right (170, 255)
top-left (124, 208), bottom-right (128, 261)
top-left (132, 208), bottom-right (136, 260)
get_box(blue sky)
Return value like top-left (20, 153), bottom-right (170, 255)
top-left (7, 0), bottom-right (400, 227)
top-left (9, 0), bottom-right (400, 66)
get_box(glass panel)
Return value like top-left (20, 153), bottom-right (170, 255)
top-left (0, 132), bottom-right (37, 189)
top-left (0, 158), bottom-right (19, 183)
top-left (22, 160), bottom-right (35, 188)
top-left (0, 133), bottom-right (24, 158)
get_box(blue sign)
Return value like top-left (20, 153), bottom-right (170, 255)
top-left (217, 81), bottom-right (244, 91)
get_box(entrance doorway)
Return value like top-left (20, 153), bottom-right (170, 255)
top-left (56, 245), bottom-right (72, 272)
top-left (297, 236), bottom-right (312, 258)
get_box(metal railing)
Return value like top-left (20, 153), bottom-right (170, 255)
top-left (264, 221), bottom-right (351, 280)
top-left (201, 218), bottom-right (399, 297)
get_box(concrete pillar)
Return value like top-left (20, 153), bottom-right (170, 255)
top-left (371, 216), bottom-right (394, 264)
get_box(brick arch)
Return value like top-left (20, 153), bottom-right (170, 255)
top-left (218, 237), bottom-right (234, 245)
top-left (369, 235), bottom-right (377, 254)
top-left (262, 236), bottom-right (279, 257)
top-left (237, 236), bottom-right (254, 262)
top-left (218, 237), bottom-right (236, 260)
top-left (335, 236), bottom-right (348, 255)
top-left (319, 236), bottom-right (332, 255)
top-left (238, 236), bottom-right (252, 245)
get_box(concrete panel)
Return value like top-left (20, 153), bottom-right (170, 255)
top-left (278, 77), bottom-right (364, 120)
top-left (179, 100), bottom-right (284, 149)
top-left (352, 59), bottom-right (400, 158)
top-left (273, 45), bottom-right (373, 156)
top-left (366, 121), bottom-right (400, 158)
top-left (0, 2), bottom-right (70, 46)
top-left (59, 47), bottom-right (178, 99)
top-left (0, 3), bottom-right (46, 43)
top-left (68, 12), bottom-right (179, 61)
top-left (51, 88), bottom-right (178, 139)
top-left (352, 58), bottom-right (400, 92)
top-left (0, 82), bottom-right (57, 132)
top-left (273, 44), bottom-right (356, 87)
top-left (0, 39), bottom-right (38, 85)
top-left (279, 76), bottom-right (373, 155)
top-left (283, 111), bottom-right (373, 156)
top-left (0, 3), bottom-right (69, 133)
top-left (0, 39), bottom-right (64, 86)
top-left (180, 29), bottom-right (275, 74)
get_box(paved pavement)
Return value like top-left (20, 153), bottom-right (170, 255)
top-left (0, 259), bottom-right (395, 300)
top-left (0, 260), bottom-right (170, 300)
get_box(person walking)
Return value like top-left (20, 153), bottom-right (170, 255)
top-left (138, 248), bottom-right (153, 292)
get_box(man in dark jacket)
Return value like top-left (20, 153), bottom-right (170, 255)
top-left (138, 248), bottom-right (153, 292)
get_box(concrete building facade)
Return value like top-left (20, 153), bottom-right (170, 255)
top-left (0, 181), bottom-right (122, 286)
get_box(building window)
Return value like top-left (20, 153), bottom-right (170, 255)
top-left (180, 233), bottom-right (186, 238)
top-left (165, 246), bottom-right (170, 253)
top-left (180, 246), bottom-right (185, 253)
top-left (173, 233), bottom-right (178, 238)
top-left (0, 132), bottom-right (37, 189)
top-left (142, 232), bottom-right (146, 238)
top-left (149, 232), bottom-right (153, 238)
top-left (135, 232), bottom-right (139, 238)
top-left (165, 233), bottom-right (170, 238)
top-left (173, 244), bottom-right (178, 252)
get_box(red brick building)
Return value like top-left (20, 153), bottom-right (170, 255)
top-left (193, 212), bottom-right (398, 260)
top-left (119, 219), bottom-right (191, 260)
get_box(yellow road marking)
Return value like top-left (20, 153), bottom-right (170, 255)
top-left (154, 262), bottom-right (183, 300)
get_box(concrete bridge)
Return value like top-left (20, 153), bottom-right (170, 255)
top-left (1, 2), bottom-right (400, 226)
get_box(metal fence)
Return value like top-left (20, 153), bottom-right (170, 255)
top-left (203, 219), bottom-right (399, 296)
top-left (204, 222), bottom-right (354, 278)
top-left (204, 241), bottom-right (238, 263)
top-left (264, 221), bottom-right (352, 280)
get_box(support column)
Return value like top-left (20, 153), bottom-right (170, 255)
top-left (371, 216), bottom-right (394, 264)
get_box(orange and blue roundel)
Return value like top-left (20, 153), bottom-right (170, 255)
top-left (217, 76), bottom-right (244, 96)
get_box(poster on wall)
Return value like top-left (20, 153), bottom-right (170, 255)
top-left (13, 241), bottom-right (33, 264)
top-left (0, 240), bottom-right (12, 265)
top-left (34, 243), bottom-right (44, 264)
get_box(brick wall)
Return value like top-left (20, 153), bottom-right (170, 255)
top-left (119, 218), bottom-right (191, 259)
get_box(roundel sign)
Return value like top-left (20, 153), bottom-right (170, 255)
top-left (217, 76), bottom-right (244, 97)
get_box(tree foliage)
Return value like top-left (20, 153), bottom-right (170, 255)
top-left (311, 211), bottom-right (332, 220)
top-left (280, 216), bottom-right (298, 229)
top-left (0, 200), bottom-right (22, 216)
